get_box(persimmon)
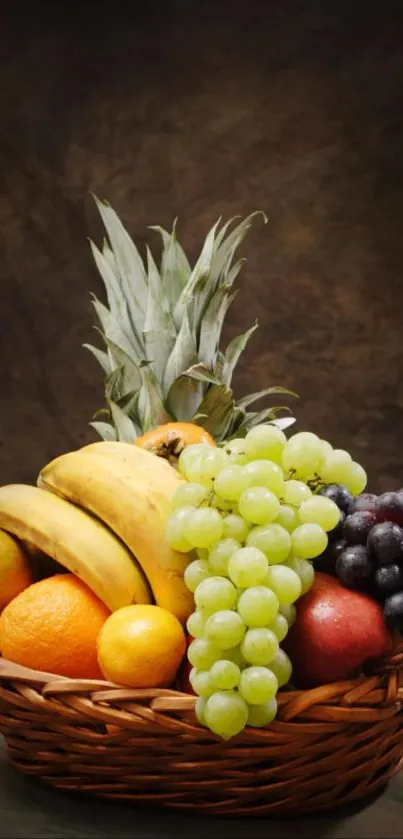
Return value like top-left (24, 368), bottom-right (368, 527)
top-left (135, 421), bottom-right (215, 460)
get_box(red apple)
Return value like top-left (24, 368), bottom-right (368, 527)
top-left (283, 572), bottom-right (393, 688)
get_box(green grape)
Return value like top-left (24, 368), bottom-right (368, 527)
top-left (184, 508), bottom-right (224, 548)
top-left (270, 613), bottom-right (289, 642)
top-left (208, 538), bottom-right (241, 576)
top-left (186, 610), bottom-right (206, 638)
top-left (239, 666), bottom-right (278, 704)
top-left (222, 513), bottom-right (250, 542)
top-left (287, 557), bottom-right (315, 595)
top-left (237, 585), bottom-right (279, 627)
top-left (195, 696), bottom-right (206, 724)
top-left (166, 506), bottom-right (194, 552)
top-left (276, 504), bottom-right (299, 532)
top-left (210, 659), bottom-right (241, 690)
top-left (197, 548), bottom-right (209, 561)
top-left (210, 494), bottom-right (234, 512)
top-left (279, 603), bottom-right (296, 627)
top-left (291, 523), bottom-right (328, 559)
top-left (189, 668), bottom-right (216, 697)
top-left (204, 610), bottom-right (246, 649)
top-left (265, 565), bottom-right (302, 605)
top-left (183, 559), bottom-right (210, 592)
top-left (241, 628), bottom-right (279, 666)
top-left (319, 449), bottom-right (353, 485)
top-left (246, 523), bottom-right (291, 564)
top-left (247, 698), bottom-right (277, 727)
top-left (239, 487), bottom-right (280, 525)
top-left (214, 465), bottom-right (251, 501)
top-left (224, 644), bottom-right (246, 668)
top-left (298, 496), bottom-right (340, 532)
top-left (244, 424), bottom-right (286, 464)
top-left (228, 546), bottom-right (268, 587)
top-left (186, 447), bottom-right (229, 487)
top-left (178, 444), bottom-right (212, 477)
top-left (244, 460), bottom-right (285, 497)
top-left (342, 461), bottom-right (367, 496)
top-left (223, 438), bottom-right (248, 465)
top-left (194, 576), bottom-right (237, 615)
top-left (319, 439), bottom-right (333, 458)
top-left (269, 649), bottom-right (292, 688)
top-left (171, 482), bottom-right (209, 510)
top-left (204, 690), bottom-right (248, 740)
top-left (282, 432), bottom-right (324, 479)
top-left (188, 638), bottom-right (222, 669)
top-left (283, 480), bottom-right (312, 507)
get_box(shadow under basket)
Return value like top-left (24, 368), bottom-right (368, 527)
top-left (0, 644), bottom-right (402, 817)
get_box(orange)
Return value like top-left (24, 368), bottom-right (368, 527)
top-left (135, 421), bottom-right (215, 458)
top-left (97, 604), bottom-right (186, 688)
top-left (0, 573), bottom-right (110, 679)
top-left (0, 530), bottom-right (33, 611)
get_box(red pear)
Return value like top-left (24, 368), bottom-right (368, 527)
top-left (284, 572), bottom-right (393, 688)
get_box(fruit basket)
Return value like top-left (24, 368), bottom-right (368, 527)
top-left (1, 204), bottom-right (403, 817)
top-left (0, 645), bottom-right (402, 816)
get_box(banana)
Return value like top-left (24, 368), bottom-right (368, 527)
top-left (82, 440), bottom-right (184, 479)
top-left (38, 446), bottom-right (194, 624)
top-left (0, 484), bottom-right (151, 612)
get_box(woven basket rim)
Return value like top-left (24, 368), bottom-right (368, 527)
top-left (0, 635), bottom-right (402, 725)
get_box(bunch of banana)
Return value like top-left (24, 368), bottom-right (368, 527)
top-left (0, 483), bottom-right (151, 612)
top-left (38, 442), bottom-right (192, 622)
top-left (0, 443), bottom-right (193, 622)
top-left (36, 441), bottom-right (194, 623)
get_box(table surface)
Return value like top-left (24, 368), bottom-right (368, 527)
top-left (1, 741), bottom-right (402, 839)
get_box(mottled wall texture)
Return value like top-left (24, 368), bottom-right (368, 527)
top-left (1, 1), bottom-right (403, 490)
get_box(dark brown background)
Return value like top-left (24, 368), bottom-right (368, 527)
top-left (1, 0), bottom-right (403, 491)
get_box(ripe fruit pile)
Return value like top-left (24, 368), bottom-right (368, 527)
top-left (0, 204), bottom-right (397, 750)
top-left (167, 427), bottom-right (367, 738)
top-left (317, 486), bottom-right (403, 632)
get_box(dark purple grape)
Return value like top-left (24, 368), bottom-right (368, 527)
top-left (314, 538), bottom-right (346, 575)
top-left (343, 511), bottom-right (377, 545)
top-left (367, 522), bottom-right (403, 566)
top-left (328, 510), bottom-right (346, 543)
top-left (319, 484), bottom-right (353, 515)
top-left (384, 591), bottom-right (403, 630)
top-left (348, 493), bottom-right (378, 515)
top-left (375, 492), bottom-right (403, 526)
top-left (335, 545), bottom-right (374, 588)
top-left (375, 564), bottom-right (403, 596)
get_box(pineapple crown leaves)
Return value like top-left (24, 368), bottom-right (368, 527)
top-left (85, 196), bottom-right (297, 442)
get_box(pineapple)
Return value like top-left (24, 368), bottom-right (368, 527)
top-left (85, 197), bottom-right (296, 450)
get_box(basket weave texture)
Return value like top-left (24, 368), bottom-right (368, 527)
top-left (0, 645), bottom-right (402, 817)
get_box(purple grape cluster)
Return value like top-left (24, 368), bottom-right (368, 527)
top-left (314, 486), bottom-right (403, 631)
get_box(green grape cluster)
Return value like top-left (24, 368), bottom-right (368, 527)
top-left (167, 425), bottom-right (367, 740)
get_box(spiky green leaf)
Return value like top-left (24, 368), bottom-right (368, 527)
top-left (174, 219), bottom-right (221, 332)
top-left (221, 322), bottom-right (258, 386)
top-left (94, 196), bottom-right (148, 316)
top-left (163, 310), bottom-right (198, 395)
top-left (198, 287), bottom-right (237, 368)
top-left (237, 387), bottom-right (298, 410)
top-left (108, 400), bottom-right (139, 441)
top-left (209, 212), bottom-right (267, 287)
top-left (90, 421), bottom-right (117, 441)
top-left (182, 364), bottom-right (221, 386)
top-left (193, 384), bottom-right (235, 440)
top-left (104, 338), bottom-right (142, 395)
top-left (150, 222), bottom-right (191, 321)
top-left (83, 343), bottom-right (113, 375)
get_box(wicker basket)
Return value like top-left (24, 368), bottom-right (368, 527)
top-left (0, 644), bottom-right (402, 817)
